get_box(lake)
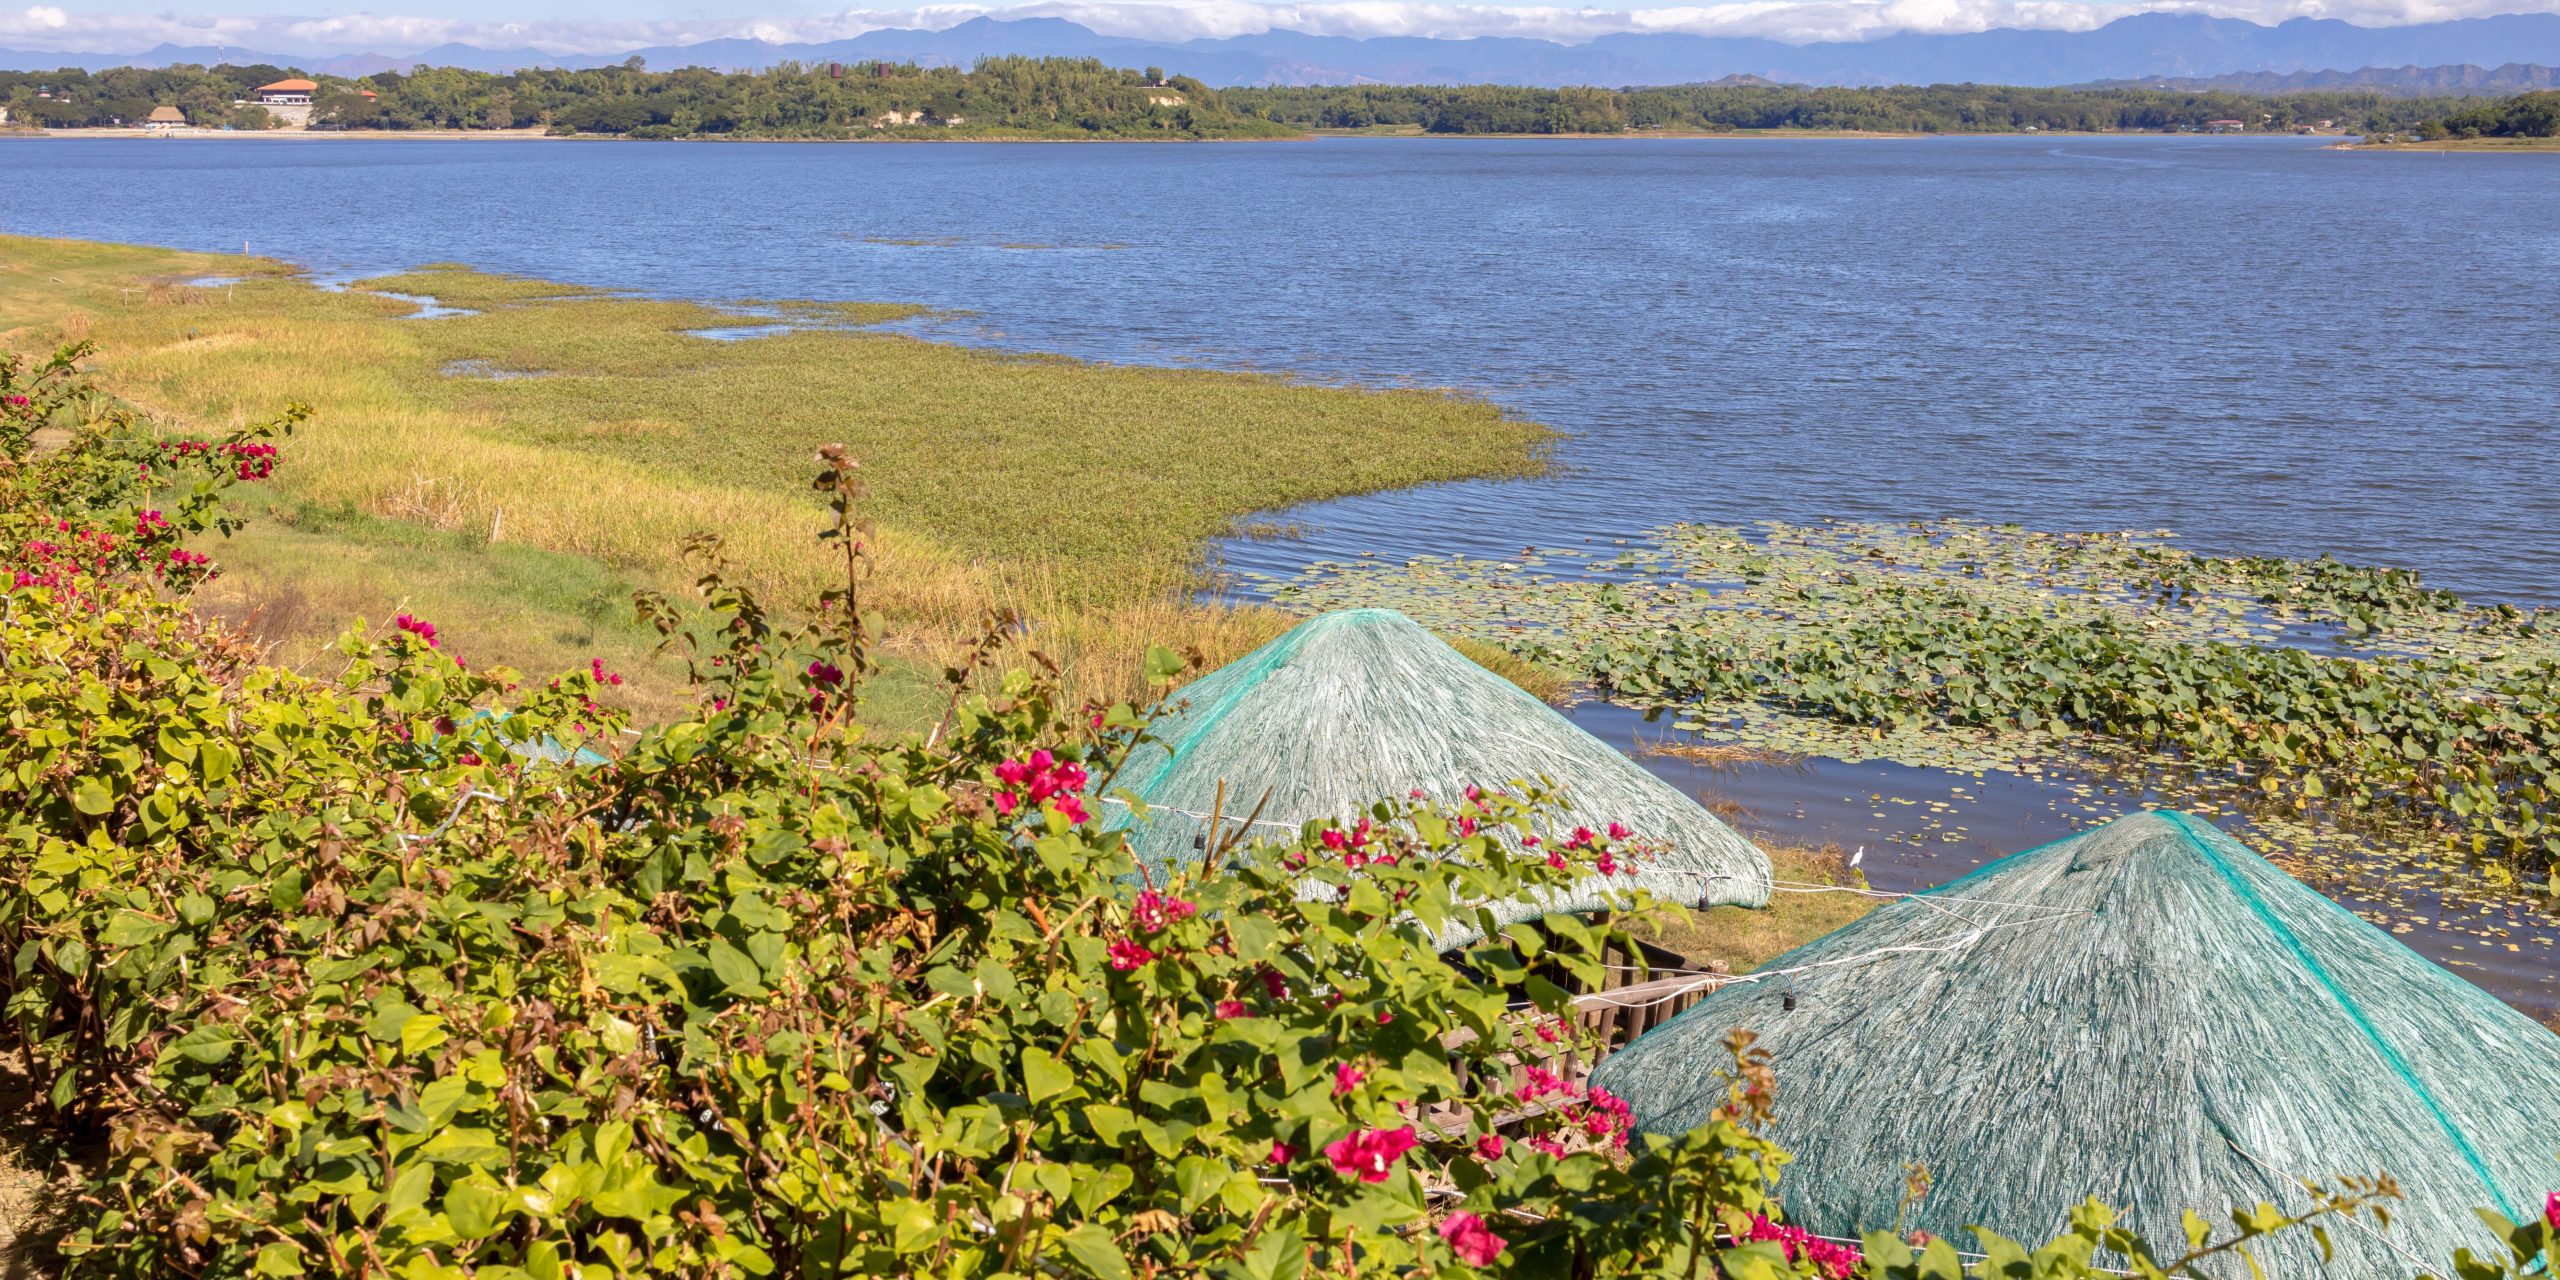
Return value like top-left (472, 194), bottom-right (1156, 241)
top-left (4, 133), bottom-right (2555, 1013)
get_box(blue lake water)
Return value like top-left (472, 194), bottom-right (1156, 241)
top-left (4, 133), bottom-right (2555, 1012)
top-left (6, 134), bottom-right (2556, 598)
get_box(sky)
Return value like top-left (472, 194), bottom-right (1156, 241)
top-left (7, 0), bottom-right (2557, 55)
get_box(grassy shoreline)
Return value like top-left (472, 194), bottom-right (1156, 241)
top-left (0, 234), bottom-right (1552, 720)
top-left (2333, 136), bottom-right (2560, 152)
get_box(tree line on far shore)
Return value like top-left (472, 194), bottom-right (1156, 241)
top-left (2421, 89), bottom-right (2560, 137)
top-left (0, 58), bottom-right (1292, 139)
top-left (3, 57), bottom-right (2547, 140)
top-left (1221, 82), bottom-right (2493, 135)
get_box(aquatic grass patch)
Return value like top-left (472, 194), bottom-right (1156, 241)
top-left (0, 235), bottom-right (1549, 711)
top-left (344, 265), bottom-right (609, 307)
top-left (1272, 520), bottom-right (2560, 898)
top-left (374, 276), bottom-right (1550, 606)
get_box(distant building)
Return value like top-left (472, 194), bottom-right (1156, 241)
top-left (2205, 119), bottom-right (2246, 133)
top-left (254, 78), bottom-right (317, 106)
top-left (145, 105), bottom-right (187, 131)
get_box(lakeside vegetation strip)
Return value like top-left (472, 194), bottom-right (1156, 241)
top-left (1269, 520), bottom-right (2560, 901)
top-left (9, 59), bottom-right (2557, 140)
top-left (0, 235), bottom-right (1549, 716)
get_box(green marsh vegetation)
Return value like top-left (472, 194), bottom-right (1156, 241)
top-left (1275, 521), bottom-right (2560, 903)
top-left (0, 236), bottom-right (1549, 719)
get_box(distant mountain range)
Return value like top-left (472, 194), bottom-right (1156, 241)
top-left (8, 12), bottom-right (2560, 90)
top-left (2084, 61), bottom-right (2560, 94)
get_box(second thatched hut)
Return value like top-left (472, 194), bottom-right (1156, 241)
top-left (1592, 810), bottom-right (2560, 1276)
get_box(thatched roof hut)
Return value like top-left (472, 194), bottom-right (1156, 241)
top-left (1591, 810), bottom-right (2560, 1276)
top-left (1102, 609), bottom-right (1771, 934)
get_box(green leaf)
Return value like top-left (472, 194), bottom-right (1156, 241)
top-left (71, 777), bottom-right (112, 816)
top-left (881, 1197), bottom-right (941, 1255)
top-left (1084, 1105), bottom-right (1137, 1145)
top-left (164, 1023), bottom-right (237, 1065)
top-left (1020, 1047), bottom-right (1071, 1105)
top-left (252, 1241), bottom-right (307, 1277)
top-left (1058, 1223), bottom-right (1132, 1280)
top-left (442, 1176), bottom-right (508, 1239)
top-left (707, 941), bottom-right (766, 996)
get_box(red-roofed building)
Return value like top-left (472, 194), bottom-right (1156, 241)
top-left (255, 78), bottom-right (318, 106)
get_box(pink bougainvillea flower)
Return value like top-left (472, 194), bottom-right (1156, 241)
top-left (1608, 821), bottom-right (1632, 840)
top-left (589, 657), bottom-right (624, 687)
top-left (1438, 1212), bottom-right (1507, 1267)
top-left (1514, 1064), bottom-right (1564, 1102)
top-left (1268, 1140), bottom-right (1297, 1167)
top-left (992, 749), bottom-right (1090, 821)
top-left (1132, 889), bottom-right (1197, 934)
top-left (1332, 1063), bottom-right (1365, 1096)
top-left (1323, 1126), bottom-right (1418, 1183)
top-left (806, 659), bottom-right (844, 686)
top-left (1746, 1215), bottom-right (1863, 1280)
top-left (1105, 938), bottom-right (1154, 971)
top-left (1375, 1009), bottom-right (1392, 1025)
top-left (2546, 1191), bottom-right (2559, 1231)
top-left (1215, 999), bottom-right (1250, 1020)
top-left (1473, 1133), bottom-right (1505, 1162)
top-left (1259, 968), bottom-right (1288, 999)
top-left (393, 613), bottom-right (439, 648)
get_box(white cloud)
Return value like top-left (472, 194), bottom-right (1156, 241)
top-left (2, 0), bottom-right (2554, 56)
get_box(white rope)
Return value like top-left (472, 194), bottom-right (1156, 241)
top-left (1099, 794), bottom-right (1302, 831)
top-left (1536, 904), bottom-right (2091, 1013)
top-left (397, 786), bottom-right (502, 846)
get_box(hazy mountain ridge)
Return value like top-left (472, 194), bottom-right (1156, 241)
top-left (2083, 61), bottom-right (2559, 93)
top-left (6, 12), bottom-right (2560, 89)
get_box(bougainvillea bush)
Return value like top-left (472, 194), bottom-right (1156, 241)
top-left (0, 343), bottom-right (2533, 1280)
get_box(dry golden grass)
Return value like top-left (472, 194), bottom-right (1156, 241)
top-left (1635, 844), bottom-right (1877, 974)
top-left (0, 235), bottom-right (1551, 722)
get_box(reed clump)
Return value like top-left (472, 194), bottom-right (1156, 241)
top-left (0, 234), bottom-right (1551, 716)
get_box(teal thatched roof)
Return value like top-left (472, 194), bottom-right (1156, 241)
top-left (1591, 811), bottom-right (2560, 1277)
top-left (1102, 609), bottom-right (1771, 933)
